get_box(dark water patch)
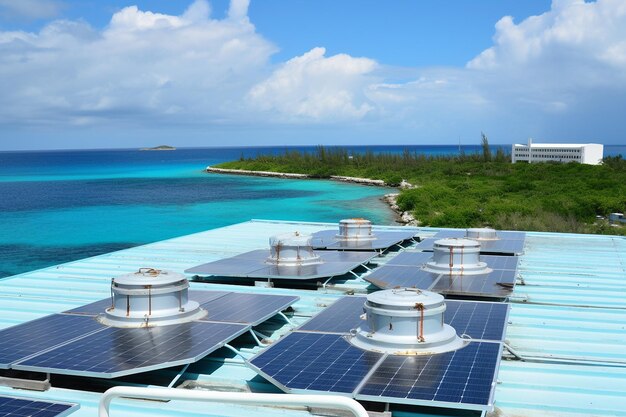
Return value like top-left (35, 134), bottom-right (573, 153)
top-left (0, 177), bottom-right (316, 212)
top-left (0, 242), bottom-right (138, 279)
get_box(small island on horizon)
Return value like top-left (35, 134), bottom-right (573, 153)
top-left (140, 145), bottom-right (176, 151)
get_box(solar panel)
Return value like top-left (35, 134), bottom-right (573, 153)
top-left (297, 296), bottom-right (507, 342)
top-left (432, 270), bottom-right (516, 298)
top-left (445, 301), bottom-right (509, 341)
top-left (186, 250), bottom-right (376, 280)
top-left (199, 293), bottom-right (299, 325)
top-left (0, 395), bottom-right (79, 417)
top-left (250, 332), bottom-right (384, 394)
top-left (363, 266), bottom-right (438, 290)
top-left (0, 314), bottom-right (105, 368)
top-left (417, 235), bottom-right (525, 255)
top-left (15, 321), bottom-right (249, 378)
top-left (311, 230), bottom-right (418, 251)
top-left (384, 251), bottom-right (432, 267)
top-left (481, 255), bottom-right (519, 271)
top-left (298, 296), bottom-right (366, 333)
top-left (356, 342), bottom-right (502, 410)
top-left (64, 290), bottom-right (231, 316)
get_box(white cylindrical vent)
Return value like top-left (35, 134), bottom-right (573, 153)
top-left (100, 268), bottom-right (206, 328)
top-left (422, 238), bottom-right (491, 275)
top-left (336, 218), bottom-right (375, 241)
top-left (349, 288), bottom-right (466, 355)
top-left (266, 232), bottom-right (322, 266)
top-left (466, 227), bottom-right (498, 241)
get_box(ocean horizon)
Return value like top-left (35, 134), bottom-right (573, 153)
top-left (1, 144), bottom-right (624, 280)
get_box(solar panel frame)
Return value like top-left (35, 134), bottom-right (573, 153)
top-left (0, 395), bottom-right (79, 417)
top-left (355, 341), bottom-right (503, 412)
top-left (185, 250), bottom-right (376, 280)
top-left (14, 321), bottom-right (250, 378)
top-left (0, 314), bottom-right (106, 369)
top-left (198, 293), bottom-right (299, 325)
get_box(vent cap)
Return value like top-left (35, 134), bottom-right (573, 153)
top-left (266, 232), bottom-right (322, 266)
top-left (466, 227), bottom-right (498, 241)
top-left (336, 218), bottom-right (375, 241)
top-left (422, 238), bottom-right (491, 275)
top-left (349, 288), bottom-right (467, 355)
top-left (100, 268), bottom-right (206, 328)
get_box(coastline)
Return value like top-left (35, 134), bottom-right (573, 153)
top-left (206, 166), bottom-right (418, 226)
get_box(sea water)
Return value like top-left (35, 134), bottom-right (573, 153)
top-left (1, 145), bottom-right (623, 279)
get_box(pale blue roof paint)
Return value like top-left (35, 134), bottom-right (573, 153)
top-left (1, 220), bottom-right (625, 417)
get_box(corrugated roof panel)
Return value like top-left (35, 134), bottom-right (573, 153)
top-left (0, 220), bottom-right (625, 417)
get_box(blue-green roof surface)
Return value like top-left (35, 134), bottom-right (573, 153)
top-left (1, 220), bottom-right (625, 417)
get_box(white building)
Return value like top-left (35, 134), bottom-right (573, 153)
top-left (512, 139), bottom-right (604, 165)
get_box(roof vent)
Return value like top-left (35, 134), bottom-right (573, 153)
top-left (336, 218), bottom-right (375, 241)
top-left (99, 268), bottom-right (206, 328)
top-left (422, 238), bottom-right (491, 275)
top-left (466, 227), bottom-right (498, 241)
top-left (266, 232), bottom-right (323, 266)
top-left (349, 288), bottom-right (467, 355)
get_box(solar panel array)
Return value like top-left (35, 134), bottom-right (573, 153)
top-left (296, 297), bottom-right (509, 342)
top-left (364, 251), bottom-right (519, 298)
top-left (0, 290), bottom-right (298, 378)
top-left (15, 321), bottom-right (249, 378)
top-left (185, 249), bottom-right (376, 280)
top-left (415, 230), bottom-right (526, 256)
top-left (310, 229), bottom-right (418, 251)
top-left (0, 395), bottom-right (79, 417)
top-left (250, 296), bottom-right (509, 411)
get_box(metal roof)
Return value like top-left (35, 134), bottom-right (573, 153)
top-left (1, 219), bottom-right (625, 417)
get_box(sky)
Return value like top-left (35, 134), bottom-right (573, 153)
top-left (0, 0), bottom-right (625, 150)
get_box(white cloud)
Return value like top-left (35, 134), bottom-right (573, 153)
top-left (0, 0), bottom-right (276, 128)
top-left (248, 47), bottom-right (377, 121)
top-left (0, 0), bottom-right (64, 20)
top-left (1, 0), bottom-right (626, 147)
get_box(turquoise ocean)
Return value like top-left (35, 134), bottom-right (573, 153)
top-left (1, 145), bottom-right (624, 279)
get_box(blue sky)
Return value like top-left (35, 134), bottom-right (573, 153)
top-left (0, 0), bottom-right (624, 150)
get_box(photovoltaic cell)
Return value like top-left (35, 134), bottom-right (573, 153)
top-left (199, 293), bottom-right (299, 325)
top-left (63, 290), bottom-right (231, 316)
top-left (356, 342), bottom-right (501, 409)
top-left (363, 266), bottom-right (438, 290)
top-left (0, 314), bottom-right (105, 368)
top-left (185, 250), bottom-right (375, 280)
top-left (15, 321), bottom-right (248, 378)
top-left (0, 395), bottom-right (79, 417)
top-left (445, 301), bottom-right (509, 341)
top-left (298, 296), bottom-right (366, 333)
top-left (250, 332), bottom-right (383, 394)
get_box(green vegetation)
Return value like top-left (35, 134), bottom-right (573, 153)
top-left (217, 146), bottom-right (626, 236)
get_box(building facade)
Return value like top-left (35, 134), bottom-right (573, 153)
top-left (512, 139), bottom-right (604, 165)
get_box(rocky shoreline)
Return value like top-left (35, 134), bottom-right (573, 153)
top-left (206, 166), bottom-right (419, 226)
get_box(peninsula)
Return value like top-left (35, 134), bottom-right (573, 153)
top-left (211, 146), bottom-right (626, 236)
